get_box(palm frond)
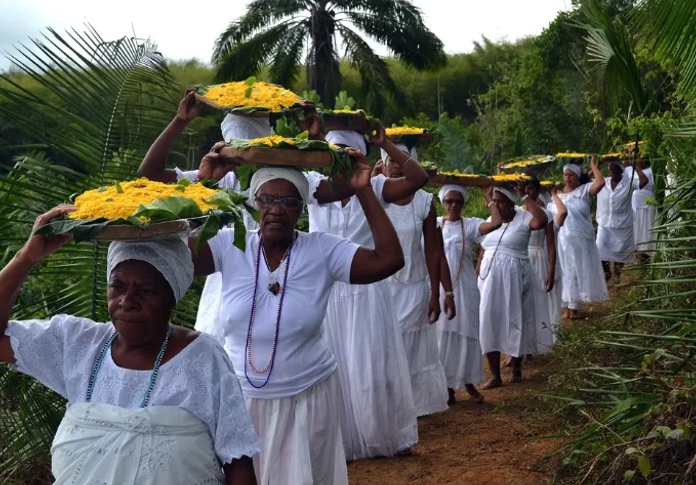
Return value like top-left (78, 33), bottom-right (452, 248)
top-left (211, 0), bottom-right (306, 62)
top-left (338, 25), bottom-right (410, 116)
top-left (269, 21), bottom-right (309, 89)
top-left (436, 117), bottom-right (482, 172)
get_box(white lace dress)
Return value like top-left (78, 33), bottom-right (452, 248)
top-left (305, 173), bottom-right (418, 460)
top-left (384, 190), bottom-right (449, 416)
top-left (478, 211), bottom-right (551, 356)
top-left (435, 217), bottom-right (485, 387)
top-left (526, 208), bottom-right (561, 348)
top-left (555, 184), bottom-right (609, 309)
top-left (5, 316), bottom-right (260, 485)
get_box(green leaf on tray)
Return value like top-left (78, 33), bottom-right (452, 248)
top-left (132, 196), bottom-right (204, 222)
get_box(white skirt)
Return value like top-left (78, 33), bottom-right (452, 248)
top-left (386, 279), bottom-right (449, 416)
top-left (634, 206), bottom-right (658, 251)
top-left (245, 373), bottom-right (348, 485)
top-left (529, 245), bottom-right (563, 341)
top-left (436, 264), bottom-right (484, 387)
top-left (323, 281), bottom-right (418, 460)
top-left (558, 234), bottom-right (609, 304)
top-left (478, 253), bottom-right (551, 357)
top-left (597, 225), bottom-right (636, 263)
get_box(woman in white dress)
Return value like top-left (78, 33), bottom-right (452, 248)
top-left (524, 179), bottom-right (565, 346)
top-left (557, 157), bottom-right (608, 320)
top-left (478, 184), bottom-right (549, 388)
top-left (304, 126), bottom-right (425, 460)
top-left (436, 184), bottom-right (500, 404)
top-left (191, 154), bottom-right (405, 484)
top-left (382, 149), bottom-right (450, 417)
top-left (625, 159), bottom-right (657, 264)
top-left (596, 161), bottom-right (648, 283)
top-left (0, 209), bottom-right (260, 485)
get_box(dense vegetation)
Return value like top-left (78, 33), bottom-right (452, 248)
top-left (1, 0), bottom-right (696, 483)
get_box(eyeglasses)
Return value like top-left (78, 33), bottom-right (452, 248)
top-left (443, 198), bottom-right (464, 205)
top-left (256, 195), bottom-right (303, 209)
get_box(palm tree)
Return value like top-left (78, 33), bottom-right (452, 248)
top-left (212, 0), bottom-right (447, 115)
top-left (0, 25), bottom-right (199, 481)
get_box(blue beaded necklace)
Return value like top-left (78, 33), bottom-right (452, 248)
top-left (86, 324), bottom-right (173, 408)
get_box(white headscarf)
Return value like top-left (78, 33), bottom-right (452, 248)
top-left (221, 113), bottom-right (272, 142)
top-left (438, 185), bottom-right (467, 204)
top-left (250, 166), bottom-right (310, 205)
top-left (325, 130), bottom-right (367, 153)
top-left (107, 237), bottom-right (194, 302)
top-left (494, 186), bottom-right (518, 204)
top-left (563, 164), bottom-right (582, 178)
top-left (609, 161), bottom-right (624, 172)
top-left (380, 143), bottom-right (410, 162)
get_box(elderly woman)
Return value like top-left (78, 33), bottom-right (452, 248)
top-left (188, 152), bottom-right (404, 484)
top-left (0, 207), bottom-right (260, 485)
top-left (596, 161), bottom-right (648, 283)
top-left (436, 184), bottom-right (501, 404)
top-left (478, 184), bottom-right (549, 388)
top-left (305, 126), bottom-right (425, 460)
top-left (381, 147), bottom-right (450, 417)
top-left (556, 157), bottom-right (608, 319)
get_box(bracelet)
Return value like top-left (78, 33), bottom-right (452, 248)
top-left (487, 201), bottom-right (495, 208)
top-left (521, 195), bottom-right (530, 202)
top-left (444, 291), bottom-right (454, 297)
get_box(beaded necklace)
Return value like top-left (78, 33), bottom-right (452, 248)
top-left (444, 218), bottom-right (467, 288)
top-left (479, 214), bottom-right (514, 281)
top-left (86, 324), bottom-right (173, 408)
top-left (244, 233), bottom-right (296, 388)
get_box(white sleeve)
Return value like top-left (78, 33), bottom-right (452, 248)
top-left (5, 315), bottom-right (106, 398)
top-left (317, 232), bottom-right (360, 283)
top-left (208, 228), bottom-right (242, 275)
top-left (304, 171), bottom-right (327, 206)
top-left (175, 167), bottom-right (199, 183)
top-left (370, 174), bottom-right (390, 207)
top-left (466, 217), bottom-right (486, 243)
top-left (521, 210), bottom-right (535, 230)
top-left (203, 336), bottom-right (261, 463)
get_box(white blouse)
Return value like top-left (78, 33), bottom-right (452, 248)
top-left (557, 184), bottom-right (595, 240)
top-left (5, 316), bottom-right (260, 464)
top-left (624, 167), bottom-right (655, 210)
top-left (596, 173), bottom-right (638, 228)
top-left (481, 210), bottom-right (533, 259)
top-left (209, 229), bottom-right (359, 399)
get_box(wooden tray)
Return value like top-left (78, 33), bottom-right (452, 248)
top-left (220, 146), bottom-right (334, 168)
top-left (93, 220), bottom-right (192, 241)
top-left (499, 160), bottom-right (555, 177)
top-left (194, 94), bottom-right (302, 118)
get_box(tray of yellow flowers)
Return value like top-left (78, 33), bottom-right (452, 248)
top-left (194, 78), bottom-right (303, 117)
top-left (499, 155), bottom-right (556, 177)
top-left (428, 170), bottom-right (530, 188)
top-left (319, 108), bottom-right (379, 135)
top-left (35, 179), bottom-right (253, 251)
top-left (220, 133), bottom-right (350, 169)
top-left (555, 152), bottom-right (590, 165)
top-left (385, 126), bottom-right (436, 146)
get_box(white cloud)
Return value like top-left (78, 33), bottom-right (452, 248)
top-left (0, 0), bottom-right (572, 72)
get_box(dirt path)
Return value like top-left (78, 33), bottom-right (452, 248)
top-left (348, 358), bottom-right (562, 485)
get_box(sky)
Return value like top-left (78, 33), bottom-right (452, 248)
top-left (0, 0), bottom-right (573, 72)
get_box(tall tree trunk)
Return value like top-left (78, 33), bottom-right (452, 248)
top-left (308, 8), bottom-right (340, 108)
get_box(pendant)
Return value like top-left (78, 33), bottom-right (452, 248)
top-left (268, 281), bottom-right (281, 295)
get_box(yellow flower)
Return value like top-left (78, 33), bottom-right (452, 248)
top-left (556, 152), bottom-right (588, 158)
top-left (386, 126), bottom-right (425, 136)
top-left (203, 82), bottom-right (301, 111)
top-left (601, 152), bottom-right (623, 159)
top-left (540, 180), bottom-right (554, 187)
top-left (247, 135), bottom-right (298, 147)
top-left (503, 160), bottom-right (536, 168)
top-left (69, 179), bottom-right (219, 221)
top-left (491, 174), bottom-right (531, 182)
top-left (440, 170), bottom-right (480, 177)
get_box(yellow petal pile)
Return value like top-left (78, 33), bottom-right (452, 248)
top-left (69, 179), bottom-right (219, 221)
top-left (439, 170), bottom-right (482, 178)
top-left (386, 126), bottom-right (425, 136)
top-left (503, 160), bottom-right (537, 168)
top-left (245, 135), bottom-right (340, 150)
top-left (202, 82), bottom-right (301, 111)
top-left (540, 180), bottom-right (555, 187)
top-left (491, 174), bottom-right (531, 182)
top-left (556, 152), bottom-right (588, 159)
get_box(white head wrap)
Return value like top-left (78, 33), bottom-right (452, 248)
top-left (563, 164), bottom-right (582, 178)
top-left (221, 113), bottom-right (272, 142)
top-left (325, 130), bottom-right (367, 153)
top-left (609, 160), bottom-right (624, 172)
top-left (380, 143), bottom-right (410, 162)
top-left (106, 237), bottom-right (194, 302)
top-left (494, 186), bottom-right (518, 204)
top-left (250, 167), bottom-right (310, 205)
top-left (438, 184), bottom-right (467, 204)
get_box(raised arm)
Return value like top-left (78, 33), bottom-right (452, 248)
top-left (348, 152), bottom-right (405, 284)
top-left (516, 182), bottom-right (548, 230)
top-left (370, 124), bottom-right (429, 203)
top-left (423, 202), bottom-right (442, 324)
top-left (589, 155), bottom-right (606, 197)
top-left (0, 206), bottom-right (74, 364)
top-left (551, 185), bottom-right (568, 227)
top-left (478, 184), bottom-right (503, 235)
top-left (138, 90), bottom-right (203, 183)
top-left (629, 163), bottom-right (649, 189)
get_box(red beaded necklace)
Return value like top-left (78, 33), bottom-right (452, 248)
top-left (244, 233), bottom-right (296, 388)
